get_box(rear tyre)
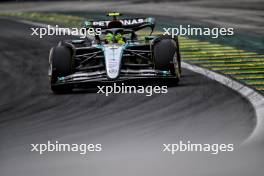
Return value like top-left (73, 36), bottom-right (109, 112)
top-left (49, 46), bottom-right (73, 94)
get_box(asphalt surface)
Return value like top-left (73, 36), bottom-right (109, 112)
top-left (0, 18), bottom-right (261, 176)
top-left (1, 0), bottom-right (263, 36)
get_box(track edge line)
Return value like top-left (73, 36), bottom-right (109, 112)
top-left (182, 62), bottom-right (264, 145)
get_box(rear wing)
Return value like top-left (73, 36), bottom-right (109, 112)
top-left (84, 17), bottom-right (155, 31)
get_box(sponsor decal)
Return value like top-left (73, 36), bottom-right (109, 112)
top-left (92, 19), bottom-right (145, 27)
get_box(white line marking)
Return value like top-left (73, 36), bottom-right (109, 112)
top-left (182, 62), bottom-right (264, 145)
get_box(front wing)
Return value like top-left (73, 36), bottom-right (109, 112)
top-left (53, 69), bottom-right (179, 87)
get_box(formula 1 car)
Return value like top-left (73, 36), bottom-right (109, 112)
top-left (48, 12), bottom-right (181, 93)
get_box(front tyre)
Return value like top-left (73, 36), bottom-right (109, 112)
top-left (49, 46), bottom-right (73, 94)
top-left (153, 36), bottom-right (181, 85)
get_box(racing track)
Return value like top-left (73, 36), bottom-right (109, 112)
top-left (0, 18), bottom-right (259, 176)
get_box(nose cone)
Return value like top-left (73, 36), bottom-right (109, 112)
top-left (104, 45), bottom-right (124, 79)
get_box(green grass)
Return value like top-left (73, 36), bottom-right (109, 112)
top-left (0, 12), bottom-right (84, 27)
top-left (179, 36), bottom-right (264, 93)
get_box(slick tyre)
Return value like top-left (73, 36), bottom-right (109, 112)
top-left (49, 46), bottom-right (73, 94)
top-left (153, 36), bottom-right (181, 85)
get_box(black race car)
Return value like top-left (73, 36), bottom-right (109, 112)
top-left (48, 13), bottom-right (181, 93)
